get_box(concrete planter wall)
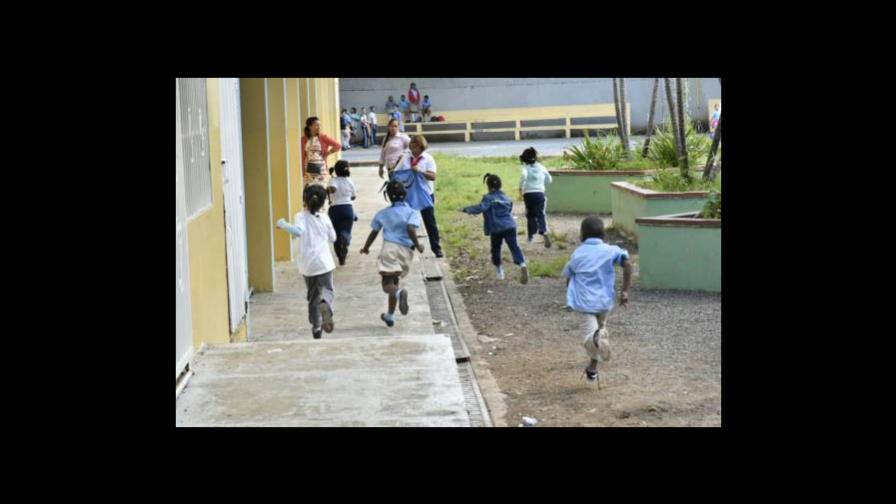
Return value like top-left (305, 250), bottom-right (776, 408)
top-left (544, 170), bottom-right (655, 214)
top-left (636, 212), bottom-right (720, 292)
top-left (610, 181), bottom-right (710, 238)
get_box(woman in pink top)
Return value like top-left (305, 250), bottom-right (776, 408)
top-left (378, 118), bottom-right (411, 179)
top-left (301, 116), bottom-right (342, 192)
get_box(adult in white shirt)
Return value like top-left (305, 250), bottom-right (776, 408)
top-left (394, 134), bottom-right (442, 257)
top-left (368, 106), bottom-right (379, 145)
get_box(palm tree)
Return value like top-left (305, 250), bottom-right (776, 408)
top-left (675, 77), bottom-right (690, 178)
top-left (642, 78), bottom-right (660, 157)
top-left (619, 78), bottom-right (630, 158)
top-left (612, 78), bottom-right (623, 140)
top-left (663, 78), bottom-right (684, 172)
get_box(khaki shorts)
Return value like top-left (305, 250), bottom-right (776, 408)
top-left (377, 240), bottom-right (415, 278)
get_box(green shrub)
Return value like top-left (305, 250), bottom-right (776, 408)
top-left (699, 191), bottom-right (721, 219)
top-left (635, 168), bottom-right (721, 192)
top-left (563, 131), bottom-right (625, 169)
top-left (647, 120), bottom-right (711, 168)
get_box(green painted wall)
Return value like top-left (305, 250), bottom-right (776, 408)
top-left (545, 172), bottom-right (650, 214)
top-left (638, 223), bottom-right (720, 292)
top-left (610, 185), bottom-right (708, 237)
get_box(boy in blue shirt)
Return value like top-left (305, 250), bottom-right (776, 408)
top-left (562, 216), bottom-right (632, 385)
top-left (360, 180), bottom-right (425, 327)
top-left (462, 173), bottom-right (529, 284)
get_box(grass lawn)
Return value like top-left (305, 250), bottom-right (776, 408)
top-left (433, 153), bottom-right (586, 279)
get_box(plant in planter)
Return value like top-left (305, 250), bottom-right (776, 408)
top-left (548, 132), bottom-right (657, 213)
top-left (699, 190), bottom-right (721, 219)
top-left (647, 120), bottom-right (712, 169)
top-left (635, 192), bottom-right (721, 292)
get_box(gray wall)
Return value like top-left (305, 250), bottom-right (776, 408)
top-left (338, 78), bottom-right (721, 132)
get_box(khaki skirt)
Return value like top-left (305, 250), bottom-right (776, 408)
top-left (377, 241), bottom-right (415, 278)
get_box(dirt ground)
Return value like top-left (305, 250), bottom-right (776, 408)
top-left (446, 211), bottom-right (722, 427)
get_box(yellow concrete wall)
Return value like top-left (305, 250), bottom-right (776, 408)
top-left (266, 78), bottom-right (290, 262)
top-left (298, 78), bottom-right (310, 187)
top-left (240, 78), bottom-right (275, 293)
top-left (333, 78), bottom-right (342, 162)
top-left (186, 78), bottom-right (231, 348)
top-left (231, 318), bottom-right (248, 343)
top-left (286, 79), bottom-right (303, 225)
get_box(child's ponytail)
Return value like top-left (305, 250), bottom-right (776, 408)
top-left (483, 172), bottom-right (502, 191)
top-left (304, 184), bottom-right (327, 215)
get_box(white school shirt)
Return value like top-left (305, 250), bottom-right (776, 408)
top-left (328, 177), bottom-right (357, 206)
top-left (292, 211), bottom-right (337, 277)
top-left (368, 111), bottom-right (378, 126)
top-left (396, 152), bottom-right (437, 195)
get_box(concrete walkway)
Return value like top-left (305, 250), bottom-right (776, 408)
top-left (341, 135), bottom-right (647, 161)
top-left (176, 166), bottom-right (470, 427)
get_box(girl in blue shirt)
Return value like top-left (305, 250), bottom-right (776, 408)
top-left (462, 173), bottom-right (529, 284)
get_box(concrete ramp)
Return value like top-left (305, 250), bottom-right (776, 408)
top-left (176, 334), bottom-right (470, 427)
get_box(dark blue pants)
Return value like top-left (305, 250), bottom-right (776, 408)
top-left (490, 227), bottom-right (525, 267)
top-left (370, 124), bottom-right (377, 144)
top-left (420, 193), bottom-right (442, 255)
top-left (328, 204), bottom-right (355, 261)
top-left (523, 192), bottom-right (548, 239)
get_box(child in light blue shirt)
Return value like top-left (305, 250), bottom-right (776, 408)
top-left (562, 216), bottom-right (631, 385)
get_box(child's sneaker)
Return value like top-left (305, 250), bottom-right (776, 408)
top-left (520, 263), bottom-right (529, 284)
top-left (380, 313), bottom-right (395, 327)
top-left (398, 288), bottom-right (409, 315)
top-left (313, 328), bottom-right (322, 340)
top-left (320, 302), bottom-right (335, 333)
top-left (495, 266), bottom-right (505, 280)
top-left (543, 234), bottom-right (552, 249)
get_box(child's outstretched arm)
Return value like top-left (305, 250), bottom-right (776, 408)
top-left (359, 229), bottom-right (379, 254)
top-left (619, 257), bottom-right (632, 307)
top-left (276, 218), bottom-right (303, 237)
top-left (407, 225), bottom-right (424, 253)
top-left (461, 195), bottom-right (491, 215)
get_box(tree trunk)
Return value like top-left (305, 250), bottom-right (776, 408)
top-left (642, 78), bottom-right (660, 157)
top-left (663, 78), bottom-right (683, 169)
top-left (612, 78), bottom-right (624, 141)
top-left (703, 113), bottom-right (721, 181)
top-left (675, 77), bottom-right (690, 178)
top-left (619, 78), bottom-right (630, 158)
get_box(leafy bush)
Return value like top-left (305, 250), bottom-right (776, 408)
top-left (647, 120), bottom-right (711, 168)
top-left (634, 168), bottom-right (721, 192)
top-left (563, 131), bottom-right (625, 169)
top-left (699, 191), bottom-right (721, 219)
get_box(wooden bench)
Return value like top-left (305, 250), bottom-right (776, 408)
top-left (373, 103), bottom-right (630, 142)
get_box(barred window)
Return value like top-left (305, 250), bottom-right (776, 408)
top-left (178, 78), bottom-right (212, 217)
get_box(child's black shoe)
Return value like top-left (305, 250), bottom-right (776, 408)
top-left (380, 313), bottom-right (395, 327)
top-left (313, 329), bottom-right (322, 340)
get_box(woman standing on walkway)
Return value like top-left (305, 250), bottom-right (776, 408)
top-left (378, 118), bottom-right (411, 179)
top-left (301, 116), bottom-right (341, 195)
top-left (394, 135), bottom-right (443, 258)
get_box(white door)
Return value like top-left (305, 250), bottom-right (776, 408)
top-left (219, 78), bottom-right (250, 333)
top-left (176, 79), bottom-right (195, 379)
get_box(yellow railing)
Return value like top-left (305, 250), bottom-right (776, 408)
top-left (368, 103), bottom-right (631, 142)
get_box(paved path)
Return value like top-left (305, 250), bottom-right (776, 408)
top-left (176, 166), bottom-right (470, 427)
